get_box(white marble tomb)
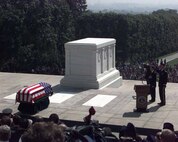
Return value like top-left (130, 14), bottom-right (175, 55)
top-left (60, 38), bottom-right (122, 89)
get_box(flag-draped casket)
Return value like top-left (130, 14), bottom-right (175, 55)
top-left (16, 82), bottom-right (53, 103)
top-left (16, 82), bottom-right (53, 114)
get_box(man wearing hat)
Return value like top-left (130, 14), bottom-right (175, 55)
top-left (157, 63), bottom-right (168, 106)
top-left (2, 108), bottom-right (13, 118)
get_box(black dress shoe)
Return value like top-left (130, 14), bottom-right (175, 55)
top-left (158, 102), bottom-right (165, 106)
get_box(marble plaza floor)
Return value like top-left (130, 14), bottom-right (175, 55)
top-left (1, 72), bottom-right (178, 134)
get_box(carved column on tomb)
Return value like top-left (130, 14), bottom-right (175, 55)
top-left (65, 48), bottom-right (70, 76)
top-left (111, 45), bottom-right (114, 68)
top-left (96, 49), bottom-right (101, 76)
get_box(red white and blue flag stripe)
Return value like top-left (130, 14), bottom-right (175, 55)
top-left (16, 82), bottom-right (53, 103)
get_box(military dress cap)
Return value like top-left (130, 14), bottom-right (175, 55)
top-left (2, 108), bottom-right (13, 114)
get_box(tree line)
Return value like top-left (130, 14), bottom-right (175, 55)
top-left (0, 0), bottom-right (178, 74)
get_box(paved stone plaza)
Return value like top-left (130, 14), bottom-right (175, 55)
top-left (1, 72), bottom-right (178, 132)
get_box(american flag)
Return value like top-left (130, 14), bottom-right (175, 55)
top-left (16, 82), bottom-right (53, 103)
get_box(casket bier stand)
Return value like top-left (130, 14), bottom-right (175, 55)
top-left (134, 84), bottom-right (150, 112)
top-left (18, 97), bottom-right (50, 115)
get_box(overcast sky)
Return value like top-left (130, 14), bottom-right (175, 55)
top-left (87, 0), bottom-right (178, 12)
top-left (87, 0), bottom-right (177, 5)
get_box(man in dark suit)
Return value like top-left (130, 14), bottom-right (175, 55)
top-left (148, 65), bottom-right (157, 102)
top-left (144, 64), bottom-right (151, 85)
top-left (158, 64), bottom-right (168, 106)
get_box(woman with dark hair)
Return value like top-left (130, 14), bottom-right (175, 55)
top-left (119, 122), bottom-right (142, 142)
top-left (49, 113), bottom-right (61, 125)
top-left (48, 113), bottom-right (67, 130)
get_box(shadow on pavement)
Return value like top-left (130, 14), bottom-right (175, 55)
top-left (122, 111), bottom-right (142, 118)
top-left (52, 84), bottom-right (89, 94)
top-left (148, 105), bottom-right (161, 112)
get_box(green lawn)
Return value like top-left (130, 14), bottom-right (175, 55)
top-left (167, 58), bottom-right (178, 67)
top-left (158, 51), bottom-right (178, 59)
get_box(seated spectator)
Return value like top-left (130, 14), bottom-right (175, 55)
top-left (12, 115), bottom-right (21, 127)
top-left (160, 129), bottom-right (176, 142)
top-left (20, 118), bottom-right (32, 130)
top-left (119, 122), bottom-right (142, 142)
top-left (145, 134), bottom-right (156, 142)
top-left (0, 115), bottom-right (12, 127)
top-left (48, 113), bottom-right (67, 130)
top-left (163, 122), bottom-right (174, 131)
top-left (20, 122), bottom-right (65, 142)
top-left (156, 122), bottom-right (176, 142)
top-left (10, 116), bottom-right (33, 142)
top-left (0, 125), bottom-right (11, 142)
top-left (10, 115), bottom-right (23, 142)
top-left (48, 113), bottom-right (61, 125)
top-left (2, 108), bottom-right (13, 115)
top-left (2, 108), bottom-right (13, 118)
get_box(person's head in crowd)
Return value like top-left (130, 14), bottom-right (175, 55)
top-left (0, 125), bottom-right (11, 141)
top-left (0, 115), bottom-right (12, 127)
top-left (119, 125), bottom-right (126, 139)
top-left (163, 122), bottom-right (174, 131)
top-left (103, 127), bottom-right (112, 136)
top-left (146, 134), bottom-right (156, 142)
top-left (12, 114), bottom-right (21, 126)
top-left (20, 118), bottom-right (32, 130)
top-left (119, 123), bottom-right (136, 140)
top-left (125, 122), bottom-right (136, 139)
top-left (49, 113), bottom-right (60, 124)
top-left (2, 108), bottom-right (13, 117)
top-left (20, 122), bottom-right (65, 142)
top-left (160, 129), bottom-right (176, 142)
top-left (119, 122), bottom-right (142, 141)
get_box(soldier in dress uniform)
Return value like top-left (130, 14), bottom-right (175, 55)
top-left (157, 63), bottom-right (168, 106)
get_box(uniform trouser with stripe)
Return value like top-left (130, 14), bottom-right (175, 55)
top-left (159, 86), bottom-right (166, 104)
top-left (150, 86), bottom-right (156, 101)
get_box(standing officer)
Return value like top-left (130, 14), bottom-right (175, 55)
top-left (144, 64), bottom-right (151, 85)
top-left (158, 63), bottom-right (168, 106)
top-left (148, 65), bottom-right (157, 102)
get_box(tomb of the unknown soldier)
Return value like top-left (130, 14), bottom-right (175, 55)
top-left (60, 38), bottom-right (122, 89)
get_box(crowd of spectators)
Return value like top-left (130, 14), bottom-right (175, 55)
top-left (31, 58), bottom-right (178, 83)
top-left (166, 64), bottom-right (178, 83)
top-left (0, 108), bottom-right (66, 142)
top-left (0, 107), bottom-right (178, 142)
top-left (117, 59), bottom-right (178, 83)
